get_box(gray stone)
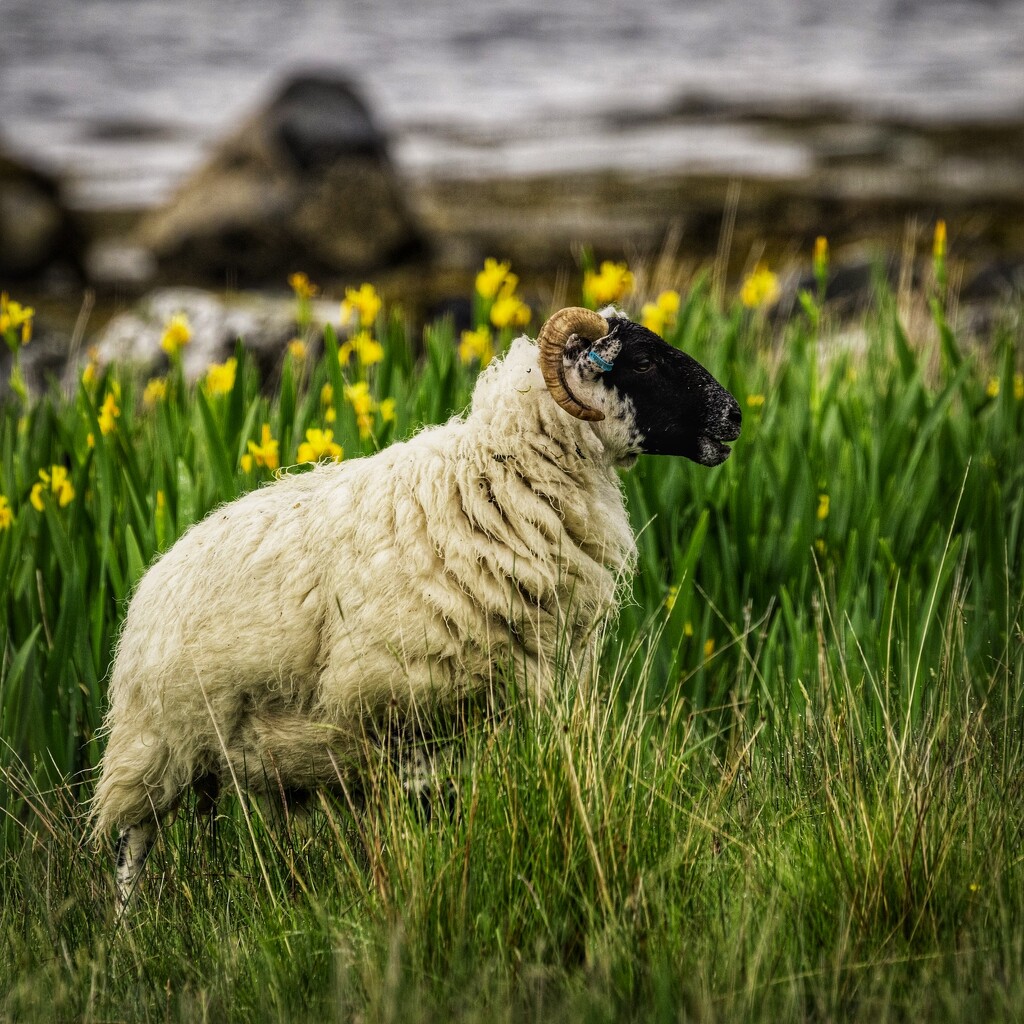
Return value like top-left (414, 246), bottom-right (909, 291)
top-left (89, 287), bottom-right (337, 381)
top-left (136, 73), bottom-right (426, 286)
top-left (0, 152), bottom-right (84, 281)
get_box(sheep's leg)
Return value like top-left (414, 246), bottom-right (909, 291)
top-left (115, 820), bottom-right (157, 907)
top-left (396, 742), bottom-right (460, 821)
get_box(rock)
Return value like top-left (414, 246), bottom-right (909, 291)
top-left (136, 73), bottom-right (426, 286)
top-left (0, 324), bottom-right (73, 402)
top-left (89, 287), bottom-right (337, 381)
top-left (0, 151), bottom-right (84, 282)
top-left (961, 260), bottom-right (1024, 303)
top-left (779, 256), bottom-right (900, 320)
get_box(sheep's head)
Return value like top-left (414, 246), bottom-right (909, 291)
top-left (538, 307), bottom-right (742, 467)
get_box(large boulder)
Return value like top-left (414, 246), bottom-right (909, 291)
top-left (137, 73), bottom-right (426, 286)
top-left (88, 287), bottom-right (337, 382)
top-left (0, 151), bottom-right (84, 283)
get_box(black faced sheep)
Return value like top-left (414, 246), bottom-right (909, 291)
top-left (92, 306), bottom-right (741, 903)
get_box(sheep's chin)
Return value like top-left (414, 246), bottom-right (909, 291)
top-left (697, 437), bottom-right (732, 467)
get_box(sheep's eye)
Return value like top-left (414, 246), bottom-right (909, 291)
top-left (633, 356), bottom-right (653, 373)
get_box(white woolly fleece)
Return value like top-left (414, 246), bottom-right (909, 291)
top-left (92, 336), bottom-right (638, 833)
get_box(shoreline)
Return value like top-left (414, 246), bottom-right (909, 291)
top-left (8, 107), bottom-right (1023, 359)
top-left (72, 104), bottom-right (1024, 281)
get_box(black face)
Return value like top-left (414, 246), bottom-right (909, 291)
top-left (601, 317), bottom-right (742, 466)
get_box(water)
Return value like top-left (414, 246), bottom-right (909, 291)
top-left (2, 0), bottom-right (1023, 209)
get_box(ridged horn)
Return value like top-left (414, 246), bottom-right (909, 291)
top-left (537, 307), bottom-right (609, 422)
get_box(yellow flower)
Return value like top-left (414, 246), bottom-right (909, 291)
top-left (747, 394), bottom-right (766, 408)
top-left (703, 638), bottom-right (716, 659)
top-left (814, 538), bottom-right (828, 556)
top-left (665, 585), bottom-right (679, 612)
top-left (475, 259), bottom-right (515, 301)
top-left (459, 326), bottom-right (494, 366)
top-left (641, 305), bottom-right (666, 336)
top-left (655, 290), bottom-right (681, 318)
top-left (288, 338), bottom-right (308, 361)
top-left (297, 428), bottom-right (343, 464)
top-left (160, 313), bottom-right (192, 356)
top-left (740, 264), bottom-right (780, 309)
top-left (240, 454), bottom-right (253, 472)
top-left (640, 290), bottom-right (681, 336)
top-left (379, 397), bottom-right (396, 423)
top-left (0, 293), bottom-right (35, 344)
top-left (204, 357), bottom-right (237, 397)
top-left (583, 261), bottom-right (634, 307)
top-left (986, 376), bottom-right (1000, 398)
top-left (143, 377), bottom-right (168, 407)
top-left (817, 493), bottom-right (830, 520)
top-left (30, 465), bottom-right (75, 511)
top-left (489, 294), bottom-right (531, 330)
top-left (813, 236), bottom-right (829, 276)
top-left (246, 423), bottom-right (279, 470)
top-left (933, 220), bottom-right (947, 260)
top-left (338, 330), bottom-right (384, 366)
top-left (0, 495), bottom-right (13, 530)
top-left (683, 621), bottom-right (694, 637)
top-left (98, 391), bottom-right (120, 435)
top-left (344, 380), bottom-right (375, 417)
top-left (355, 413), bottom-right (374, 440)
top-left (288, 272), bottom-right (318, 300)
top-left (340, 283), bottom-right (382, 328)
top-left (361, 335), bottom-right (385, 366)
top-left (344, 382), bottom-right (381, 439)
top-left (1014, 373), bottom-right (1024, 401)
top-left (81, 347), bottom-right (100, 386)
top-left (320, 382), bottom-right (337, 422)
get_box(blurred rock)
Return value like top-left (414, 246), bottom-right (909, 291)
top-left (136, 73), bottom-right (426, 287)
top-left (780, 257), bottom-right (900, 320)
top-left (0, 324), bottom-right (73, 401)
top-left (958, 260), bottom-right (1024, 337)
top-left (961, 260), bottom-right (1024, 303)
top-left (89, 287), bottom-right (336, 381)
top-left (0, 151), bottom-right (84, 283)
top-left (84, 240), bottom-right (157, 288)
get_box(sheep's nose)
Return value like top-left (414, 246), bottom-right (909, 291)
top-left (720, 397), bottom-right (742, 440)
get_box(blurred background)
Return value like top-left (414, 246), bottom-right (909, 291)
top-left (2, 0), bottom-right (1023, 325)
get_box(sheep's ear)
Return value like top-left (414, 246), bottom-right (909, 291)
top-left (564, 329), bottom-right (622, 384)
top-left (562, 329), bottom-right (622, 413)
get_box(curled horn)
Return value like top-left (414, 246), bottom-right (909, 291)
top-left (537, 307), bottom-right (609, 422)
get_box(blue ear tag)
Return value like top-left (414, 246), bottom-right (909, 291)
top-left (588, 350), bottom-right (615, 373)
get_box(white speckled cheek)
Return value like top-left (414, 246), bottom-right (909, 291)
top-left (564, 335), bottom-right (623, 409)
top-left (594, 389), bottom-right (644, 459)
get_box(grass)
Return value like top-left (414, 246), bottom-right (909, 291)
top-left (0, 252), bottom-right (1022, 1021)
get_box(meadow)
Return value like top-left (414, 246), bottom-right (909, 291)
top-left (0, 240), bottom-right (1022, 1022)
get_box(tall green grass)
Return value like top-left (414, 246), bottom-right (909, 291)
top-left (3, 608), bottom-right (1022, 1021)
top-left (0, 261), bottom-right (1022, 1021)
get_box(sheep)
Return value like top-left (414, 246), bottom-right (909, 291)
top-left (92, 306), bottom-right (742, 904)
